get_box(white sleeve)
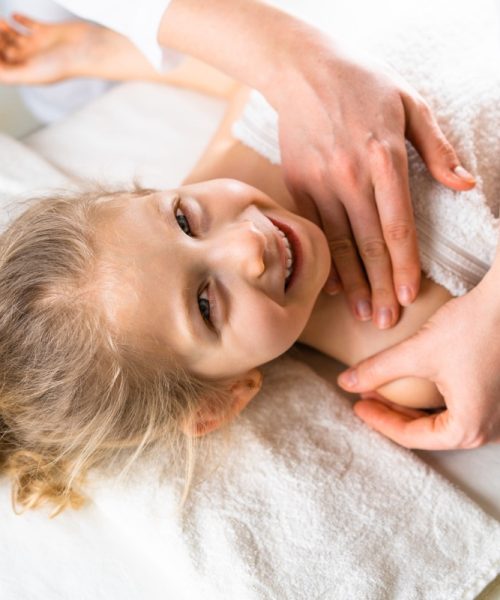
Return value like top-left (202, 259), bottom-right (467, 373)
top-left (54, 0), bottom-right (183, 71)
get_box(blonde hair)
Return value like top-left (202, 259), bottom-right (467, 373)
top-left (0, 187), bottom-right (230, 518)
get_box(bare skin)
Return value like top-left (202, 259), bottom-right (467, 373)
top-left (0, 15), bottom-right (453, 414)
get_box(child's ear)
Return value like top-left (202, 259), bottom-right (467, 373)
top-left (181, 368), bottom-right (263, 438)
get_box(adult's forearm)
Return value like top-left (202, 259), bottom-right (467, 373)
top-left (158, 0), bottom-right (316, 98)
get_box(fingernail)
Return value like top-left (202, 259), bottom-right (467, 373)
top-left (398, 285), bottom-right (413, 306)
top-left (355, 299), bottom-right (372, 320)
top-left (339, 369), bottom-right (358, 389)
top-left (377, 307), bottom-right (392, 329)
top-left (453, 165), bottom-right (475, 182)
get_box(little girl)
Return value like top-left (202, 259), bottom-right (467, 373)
top-left (0, 15), bottom-right (495, 517)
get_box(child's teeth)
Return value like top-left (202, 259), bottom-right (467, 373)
top-left (273, 223), bottom-right (294, 285)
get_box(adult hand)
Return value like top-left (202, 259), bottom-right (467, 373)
top-left (269, 33), bottom-right (476, 329)
top-left (0, 14), bottom-right (84, 84)
top-left (336, 265), bottom-right (500, 449)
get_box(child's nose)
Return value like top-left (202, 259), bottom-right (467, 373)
top-left (208, 220), bottom-right (267, 281)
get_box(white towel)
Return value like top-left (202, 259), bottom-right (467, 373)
top-left (85, 356), bottom-right (500, 600)
top-left (232, 0), bottom-right (500, 297)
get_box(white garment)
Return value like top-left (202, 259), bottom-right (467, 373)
top-left (232, 0), bottom-right (500, 298)
top-left (54, 0), bottom-right (182, 71)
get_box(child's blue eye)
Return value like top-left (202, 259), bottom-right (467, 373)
top-left (198, 289), bottom-right (211, 324)
top-left (175, 206), bottom-right (192, 236)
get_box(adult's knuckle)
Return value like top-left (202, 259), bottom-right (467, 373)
top-left (343, 280), bottom-right (369, 296)
top-left (363, 359), bottom-right (385, 383)
top-left (359, 238), bottom-right (388, 261)
top-left (370, 137), bottom-right (409, 179)
top-left (389, 143), bottom-right (408, 169)
top-left (435, 135), bottom-right (455, 162)
top-left (327, 236), bottom-right (356, 259)
top-left (335, 153), bottom-right (359, 188)
top-left (308, 160), bottom-right (327, 185)
top-left (371, 286), bottom-right (394, 302)
top-left (384, 220), bottom-right (412, 243)
top-left (410, 95), bottom-right (432, 119)
top-left (369, 136), bottom-right (392, 154)
top-left (393, 263), bottom-right (420, 279)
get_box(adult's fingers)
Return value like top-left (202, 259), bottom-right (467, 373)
top-left (323, 260), bottom-right (342, 295)
top-left (317, 194), bottom-right (373, 321)
top-left (340, 186), bottom-right (400, 329)
top-left (0, 22), bottom-right (21, 64)
top-left (353, 398), bottom-right (453, 449)
top-left (404, 95), bottom-right (476, 191)
top-left (287, 183), bottom-right (343, 294)
top-left (337, 330), bottom-right (432, 392)
top-left (11, 13), bottom-right (41, 31)
top-left (369, 136), bottom-right (421, 307)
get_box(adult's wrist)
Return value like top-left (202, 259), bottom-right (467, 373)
top-left (159, 0), bottom-right (324, 101)
top-left (260, 20), bottom-right (340, 108)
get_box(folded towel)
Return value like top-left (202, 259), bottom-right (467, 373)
top-left (232, 0), bottom-right (500, 297)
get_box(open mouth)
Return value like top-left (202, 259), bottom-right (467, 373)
top-left (270, 219), bottom-right (296, 290)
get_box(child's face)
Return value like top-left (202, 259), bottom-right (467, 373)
top-left (96, 179), bottom-right (330, 379)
